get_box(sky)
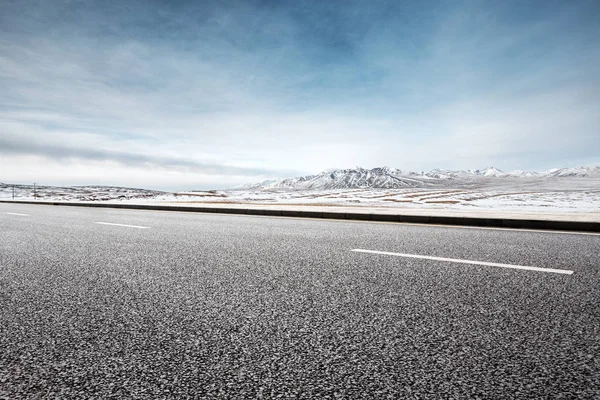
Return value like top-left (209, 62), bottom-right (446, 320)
top-left (1, 0), bottom-right (599, 190)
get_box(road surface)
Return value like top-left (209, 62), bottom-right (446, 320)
top-left (1, 203), bottom-right (599, 398)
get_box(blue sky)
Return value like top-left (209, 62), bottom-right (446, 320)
top-left (1, 0), bottom-right (599, 189)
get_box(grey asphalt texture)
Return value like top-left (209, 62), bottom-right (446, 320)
top-left (1, 203), bottom-right (599, 399)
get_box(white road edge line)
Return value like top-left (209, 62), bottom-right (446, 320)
top-left (351, 249), bottom-right (574, 275)
top-left (6, 212), bottom-right (30, 216)
top-left (95, 222), bottom-right (149, 229)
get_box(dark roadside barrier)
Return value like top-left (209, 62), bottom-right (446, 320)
top-left (1, 199), bottom-right (598, 233)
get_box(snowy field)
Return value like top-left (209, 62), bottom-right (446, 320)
top-left (169, 186), bottom-right (600, 212)
top-left (0, 184), bottom-right (165, 202)
top-left (2, 180), bottom-right (599, 213)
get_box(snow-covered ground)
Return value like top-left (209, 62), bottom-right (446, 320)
top-left (0, 183), bottom-right (166, 202)
top-left (171, 187), bottom-right (600, 212)
top-left (2, 167), bottom-right (599, 213)
top-left (2, 183), bottom-right (599, 212)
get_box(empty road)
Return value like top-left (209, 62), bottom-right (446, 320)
top-left (1, 202), bottom-right (599, 399)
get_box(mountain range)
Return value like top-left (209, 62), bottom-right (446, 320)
top-left (241, 166), bottom-right (600, 190)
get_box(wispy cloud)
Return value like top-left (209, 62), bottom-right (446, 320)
top-left (0, 128), bottom-right (303, 178)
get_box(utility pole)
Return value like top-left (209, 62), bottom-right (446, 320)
top-left (12, 185), bottom-right (15, 199)
top-left (33, 182), bottom-right (36, 199)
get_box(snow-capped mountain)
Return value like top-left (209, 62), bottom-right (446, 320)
top-left (266, 167), bottom-right (427, 190)
top-left (243, 166), bottom-right (600, 191)
top-left (544, 167), bottom-right (598, 177)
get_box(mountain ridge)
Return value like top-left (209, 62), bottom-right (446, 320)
top-left (240, 166), bottom-right (600, 190)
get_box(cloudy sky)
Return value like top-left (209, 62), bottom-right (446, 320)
top-left (1, 0), bottom-right (599, 190)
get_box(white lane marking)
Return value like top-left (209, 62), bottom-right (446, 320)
top-left (6, 212), bottom-right (30, 216)
top-left (95, 222), bottom-right (149, 229)
top-left (351, 249), bottom-right (574, 275)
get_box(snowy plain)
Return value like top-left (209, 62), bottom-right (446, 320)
top-left (2, 166), bottom-right (599, 214)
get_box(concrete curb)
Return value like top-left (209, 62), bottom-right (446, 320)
top-left (1, 200), bottom-right (598, 232)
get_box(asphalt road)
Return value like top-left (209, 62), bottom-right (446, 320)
top-left (1, 203), bottom-right (599, 399)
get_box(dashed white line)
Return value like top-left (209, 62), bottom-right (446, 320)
top-left (351, 249), bottom-right (573, 275)
top-left (95, 222), bottom-right (149, 229)
top-left (6, 212), bottom-right (30, 216)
